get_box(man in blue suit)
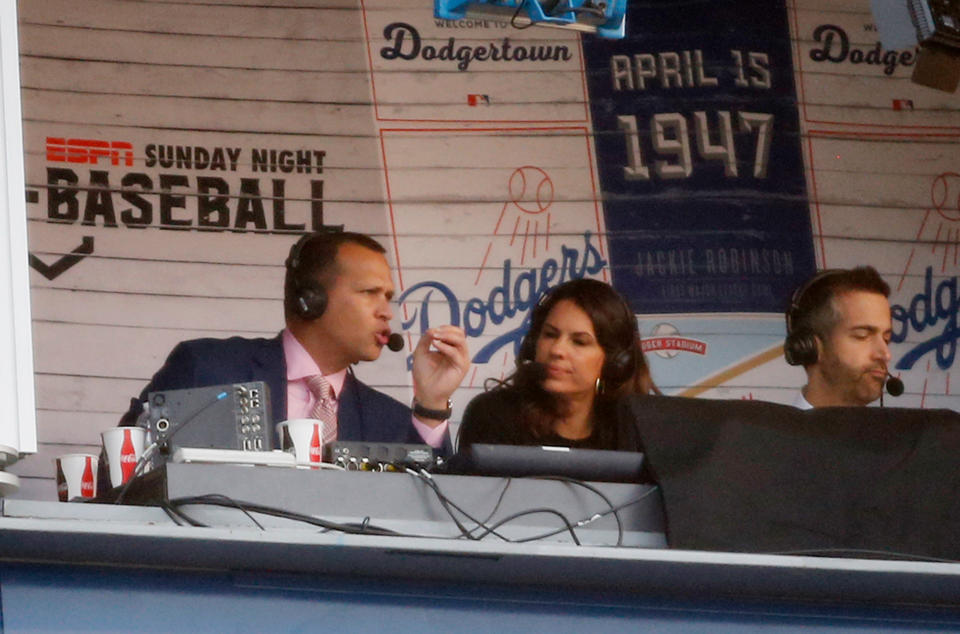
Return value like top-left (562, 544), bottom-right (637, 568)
top-left (121, 230), bottom-right (470, 455)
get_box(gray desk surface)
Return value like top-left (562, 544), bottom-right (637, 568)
top-left (1, 465), bottom-right (960, 607)
top-left (128, 462), bottom-right (667, 546)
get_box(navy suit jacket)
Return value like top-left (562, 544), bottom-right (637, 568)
top-left (123, 334), bottom-right (452, 455)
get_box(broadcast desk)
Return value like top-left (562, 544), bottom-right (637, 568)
top-left (2, 464), bottom-right (960, 632)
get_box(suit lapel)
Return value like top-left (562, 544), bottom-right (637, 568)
top-left (252, 334), bottom-right (287, 428)
top-left (337, 371), bottom-right (362, 441)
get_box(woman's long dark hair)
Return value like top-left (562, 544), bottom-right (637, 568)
top-left (496, 278), bottom-right (659, 440)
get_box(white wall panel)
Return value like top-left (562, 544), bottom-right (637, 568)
top-left (9, 0), bottom-right (959, 498)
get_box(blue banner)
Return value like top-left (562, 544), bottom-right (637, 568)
top-left (583, 0), bottom-right (815, 313)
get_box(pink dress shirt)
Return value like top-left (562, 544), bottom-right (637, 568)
top-left (282, 329), bottom-right (447, 448)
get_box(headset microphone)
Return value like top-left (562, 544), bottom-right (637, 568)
top-left (885, 372), bottom-right (904, 397)
top-left (387, 333), bottom-right (405, 352)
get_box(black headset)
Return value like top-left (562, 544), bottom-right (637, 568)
top-left (783, 269), bottom-right (846, 366)
top-left (517, 281), bottom-right (636, 386)
top-left (285, 230), bottom-right (341, 321)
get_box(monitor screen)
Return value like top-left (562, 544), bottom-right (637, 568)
top-left (449, 444), bottom-right (646, 483)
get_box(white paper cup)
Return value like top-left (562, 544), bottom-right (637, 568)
top-left (101, 427), bottom-right (147, 488)
top-left (277, 419), bottom-right (328, 467)
top-left (55, 453), bottom-right (99, 501)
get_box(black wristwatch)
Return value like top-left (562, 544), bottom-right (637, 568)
top-left (412, 399), bottom-right (452, 421)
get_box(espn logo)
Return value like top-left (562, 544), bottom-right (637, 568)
top-left (46, 137), bottom-right (134, 166)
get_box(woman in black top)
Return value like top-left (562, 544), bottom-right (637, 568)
top-left (458, 278), bottom-right (659, 452)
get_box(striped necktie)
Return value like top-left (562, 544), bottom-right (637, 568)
top-left (306, 374), bottom-right (337, 445)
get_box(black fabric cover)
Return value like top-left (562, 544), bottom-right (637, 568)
top-left (619, 395), bottom-right (960, 560)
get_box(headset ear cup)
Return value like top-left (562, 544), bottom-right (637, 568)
top-left (294, 282), bottom-right (327, 320)
top-left (784, 331), bottom-right (818, 366)
top-left (798, 333), bottom-right (819, 366)
top-left (784, 268), bottom-right (849, 367)
top-left (287, 232), bottom-right (326, 321)
top-left (517, 332), bottom-right (535, 364)
top-left (784, 333), bottom-right (802, 366)
top-left (602, 348), bottom-right (634, 386)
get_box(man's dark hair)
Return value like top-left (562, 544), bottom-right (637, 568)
top-left (283, 231), bottom-right (386, 321)
top-left (787, 265), bottom-right (890, 342)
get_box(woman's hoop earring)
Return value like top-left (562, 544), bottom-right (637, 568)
top-left (595, 377), bottom-right (605, 395)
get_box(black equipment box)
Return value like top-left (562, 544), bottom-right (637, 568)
top-left (324, 441), bottom-right (435, 470)
top-left (146, 382), bottom-right (272, 460)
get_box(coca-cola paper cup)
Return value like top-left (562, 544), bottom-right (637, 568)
top-left (55, 453), bottom-right (99, 501)
top-left (277, 419), bottom-right (327, 467)
top-left (101, 427), bottom-right (147, 488)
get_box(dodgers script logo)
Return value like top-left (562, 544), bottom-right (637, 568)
top-left (892, 266), bottom-right (960, 371)
top-left (891, 174), bottom-right (960, 372)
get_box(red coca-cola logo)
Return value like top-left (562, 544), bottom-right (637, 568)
top-left (80, 457), bottom-right (95, 498)
top-left (309, 425), bottom-right (321, 464)
top-left (119, 429), bottom-right (137, 483)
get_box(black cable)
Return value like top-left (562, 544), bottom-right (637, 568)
top-left (407, 469), bottom-right (511, 541)
top-left (159, 476), bottom-right (656, 548)
top-left (507, 485), bottom-right (661, 544)
top-left (159, 502), bottom-right (190, 526)
top-left (336, 517), bottom-right (386, 532)
top-left (534, 475), bottom-right (624, 546)
top-left (160, 500), bottom-right (209, 527)
top-left (406, 470), bottom-right (583, 544)
top-left (476, 477), bottom-right (514, 528)
top-left (191, 493), bottom-right (266, 530)
top-left (420, 469), bottom-right (519, 542)
top-left (169, 476), bottom-right (580, 545)
top-left (166, 491), bottom-right (582, 545)
top-left (412, 471), bottom-right (480, 539)
top-left (474, 507), bottom-right (582, 545)
top-left (167, 495), bottom-right (403, 537)
top-left (411, 470), bottom-right (652, 546)
top-left (511, 0), bottom-right (537, 30)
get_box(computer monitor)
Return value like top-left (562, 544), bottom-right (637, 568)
top-left (449, 443), bottom-right (646, 483)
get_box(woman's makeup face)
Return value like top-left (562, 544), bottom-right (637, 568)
top-left (534, 299), bottom-right (606, 400)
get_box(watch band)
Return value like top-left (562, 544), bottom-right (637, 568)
top-left (412, 399), bottom-right (452, 421)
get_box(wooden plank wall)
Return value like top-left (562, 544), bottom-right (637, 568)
top-left (11, 0), bottom-right (960, 499)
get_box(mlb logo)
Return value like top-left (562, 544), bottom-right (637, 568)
top-left (467, 94), bottom-right (490, 106)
